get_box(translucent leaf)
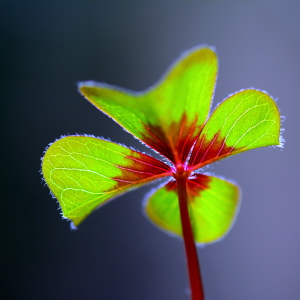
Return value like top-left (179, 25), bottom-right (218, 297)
top-left (79, 47), bottom-right (217, 164)
top-left (189, 89), bottom-right (281, 169)
top-left (42, 136), bottom-right (171, 226)
top-left (145, 174), bottom-right (240, 244)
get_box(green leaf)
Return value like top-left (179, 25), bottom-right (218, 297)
top-left (42, 136), bottom-right (171, 226)
top-left (145, 174), bottom-right (240, 244)
top-left (79, 47), bottom-right (217, 164)
top-left (189, 89), bottom-right (281, 169)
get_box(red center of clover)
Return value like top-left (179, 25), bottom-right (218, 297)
top-left (173, 163), bottom-right (191, 180)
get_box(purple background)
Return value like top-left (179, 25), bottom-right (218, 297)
top-left (2, 1), bottom-right (299, 299)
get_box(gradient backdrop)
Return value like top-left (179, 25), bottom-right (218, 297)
top-left (2, 1), bottom-right (299, 299)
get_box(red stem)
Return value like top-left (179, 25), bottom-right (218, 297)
top-left (176, 173), bottom-right (205, 300)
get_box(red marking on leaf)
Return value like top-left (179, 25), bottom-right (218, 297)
top-left (141, 113), bottom-right (200, 165)
top-left (189, 132), bottom-right (239, 167)
top-left (187, 174), bottom-right (210, 201)
top-left (142, 123), bottom-right (175, 162)
top-left (165, 174), bottom-right (211, 203)
top-left (165, 180), bottom-right (177, 191)
top-left (113, 151), bottom-right (171, 188)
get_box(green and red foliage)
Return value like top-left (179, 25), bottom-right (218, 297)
top-left (42, 47), bottom-right (282, 300)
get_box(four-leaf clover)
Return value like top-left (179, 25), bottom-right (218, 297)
top-left (42, 47), bottom-right (281, 245)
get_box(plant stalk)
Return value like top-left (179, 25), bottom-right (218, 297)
top-left (177, 174), bottom-right (204, 300)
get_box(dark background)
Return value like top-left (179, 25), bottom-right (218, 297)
top-left (2, 1), bottom-right (300, 299)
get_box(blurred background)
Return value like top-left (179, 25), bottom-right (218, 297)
top-left (2, 1), bottom-right (299, 299)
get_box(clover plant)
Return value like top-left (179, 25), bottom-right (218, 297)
top-left (42, 47), bottom-right (282, 299)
